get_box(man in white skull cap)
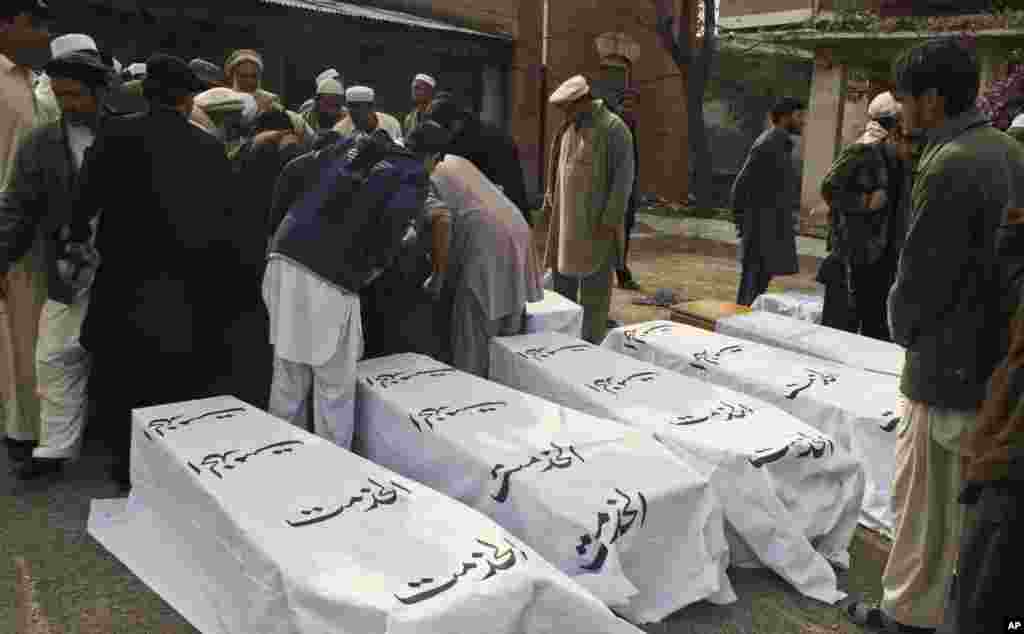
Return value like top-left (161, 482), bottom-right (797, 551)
top-left (818, 90), bottom-right (908, 341)
top-left (0, 32), bottom-right (113, 479)
top-left (302, 76), bottom-right (347, 137)
top-left (542, 74), bottom-right (635, 344)
top-left (404, 73), bottom-right (435, 137)
top-left (334, 85), bottom-right (402, 143)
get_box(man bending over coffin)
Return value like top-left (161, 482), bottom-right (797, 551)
top-left (264, 126), bottom-right (443, 448)
top-left (411, 122), bottom-right (543, 378)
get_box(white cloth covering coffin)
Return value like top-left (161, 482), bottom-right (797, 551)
top-left (750, 291), bottom-right (824, 324)
top-left (87, 396), bottom-right (645, 634)
top-left (490, 332), bottom-right (864, 605)
top-left (603, 321), bottom-right (902, 536)
top-left (525, 289), bottom-right (584, 338)
top-left (355, 354), bottom-right (735, 624)
top-left (716, 311), bottom-right (904, 378)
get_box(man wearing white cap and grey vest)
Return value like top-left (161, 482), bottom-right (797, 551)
top-left (0, 33), bottom-right (112, 479)
top-left (543, 74), bottom-right (634, 344)
top-left (334, 85), bottom-right (402, 143)
top-left (404, 73), bottom-right (435, 138)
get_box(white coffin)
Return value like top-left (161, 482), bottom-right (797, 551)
top-left (355, 354), bottom-right (734, 624)
top-left (716, 311), bottom-right (904, 378)
top-left (525, 290), bottom-right (584, 339)
top-left (88, 396), bottom-right (645, 634)
top-left (490, 333), bottom-right (865, 605)
top-left (751, 291), bottom-right (824, 324)
top-left (603, 321), bottom-right (902, 536)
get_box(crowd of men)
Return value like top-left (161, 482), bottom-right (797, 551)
top-left (1, 1), bottom-right (1020, 632)
top-left (0, 0), bottom-right (637, 490)
top-left (732, 38), bottom-right (1022, 634)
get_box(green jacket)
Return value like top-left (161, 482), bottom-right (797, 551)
top-left (543, 100), bottom-right (635, 275)
top-left (889, 109), bottom-right (1024, 409)
top-left (403, 109), bottom-right (424, 138)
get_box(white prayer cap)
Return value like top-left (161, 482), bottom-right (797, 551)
top-left (194, 87), bottom-right (248, 113)
top-left (50, 34), bottom-right (98, 59)
top-left (413, 73), bottom-right (436, 88)
top-left (317, 78), bottom-right (345, 96)
top-left (549, 75), bottom-right (590, 105)
top-left (317, 68), bottom-right (340, 85)
top-left (345, 85), bottom-right (374, 104)
top-left (126, 62), bottom-right (147, 78)
top-left (868, 91), bottom-right (901, 120)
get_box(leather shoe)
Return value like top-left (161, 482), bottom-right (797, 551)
top-left (13, 457), bottom-right (64, 481)
top-left (4, 438), bottom-right (37, 464)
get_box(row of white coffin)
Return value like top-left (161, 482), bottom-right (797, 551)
top-left (89, 321), bottom-right (903, 633)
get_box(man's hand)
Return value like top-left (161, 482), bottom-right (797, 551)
top-left (811, 204), bottom-right (831, 220)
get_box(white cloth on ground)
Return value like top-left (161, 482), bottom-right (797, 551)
top-left (88, 396), bottom-right (645, 634)
top-left (355, 353), bottom-right (735, 623)
top-left (716, 311), bottom-right (904, 378)
top-left (603, 321), bottom-right (903, 536)
top-left (33, 294), bottom-right (91, 460)
top-left (490, 331), bottom-right (864, 604)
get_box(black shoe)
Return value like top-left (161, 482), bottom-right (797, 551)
top-left (12, 457), bottom-right (64, 481)
top-left (110, 461), bottom-right (131, 493)
top-left (4, 438), bottom-right (37, 464)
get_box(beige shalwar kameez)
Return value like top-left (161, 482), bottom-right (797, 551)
top-left (0, 54), bottom-right (48, 444)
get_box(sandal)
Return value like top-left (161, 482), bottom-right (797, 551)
top-left (845, 601), bottom-right (935, 633)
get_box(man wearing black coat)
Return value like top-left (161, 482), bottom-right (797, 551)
top-left (64, 54), bottom-right (243, 490)
top-left (425, 94), bottom-right (532, 226)
top-left (731, 97), bottom-right (805, 306)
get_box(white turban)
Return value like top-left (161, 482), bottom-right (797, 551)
top-left (317, 78), bottom-right (345, 97)
top-left (317, 68), bottom-right (340, 85)
top-left (413, 73), bottom-right (436, 88)
top-left (549, 75), bottom-right (590, 105)
top-left (345, 85), bottom-right (374, 104)
top-left (868, 91), bottom-right (901, 120)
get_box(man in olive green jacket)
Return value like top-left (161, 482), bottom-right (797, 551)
top-left (848, 38), bottom-right (1024, 634)
top-left (543, 75), bottom-right (635, 344)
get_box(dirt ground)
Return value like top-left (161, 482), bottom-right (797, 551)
top-left (535, 221), bottom-right (824, 327)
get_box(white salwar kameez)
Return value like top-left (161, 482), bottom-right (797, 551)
top-left (262, 256), bottom-right (363, 448)
top-left (33, 124), bottom-right (96, 461)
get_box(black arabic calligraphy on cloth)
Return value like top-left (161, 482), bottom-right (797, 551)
top-left (576, 488), bottom-right (648, 572)
top-left (394, 538), bottom-right (530, 605)
top-left (783, 369), bottom-right (838, 400)
top-left (187, 440), bottom-right (303, 479)
top-left (689, 345), bottom-right (744, 371)
top-left (364, 368), bottom-right (457, 389)
top-left (748, 430), bottom-right (836, 468)
top-left (286, 478), bottom-right (413, 528)
top-left (490, 442), bottom-right (586, 503)
top-left (671, 401), bottom-right (755, 426)
top-left (408, 401), bottom-right (508, 432)
top-left (144, 407), bottom-right (247, 440)
top-left (517, 344), bottom-right (592, 362)
top-left (584, 372), bottom-right (659, 396)
top-left (622, 324), bottom-right (677, 351)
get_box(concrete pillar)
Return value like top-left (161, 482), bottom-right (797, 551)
top-left (480, 65), bottom-right (505, 128)
top-left (509, 0), bottom-right (545, 204)
top-left (801, 48), bottom-right (847, 236)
